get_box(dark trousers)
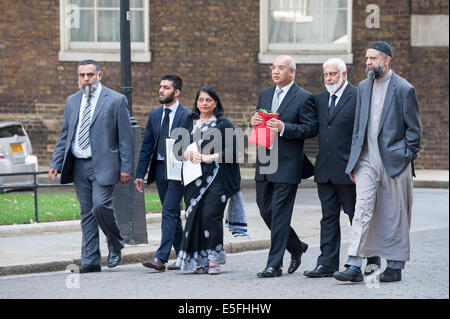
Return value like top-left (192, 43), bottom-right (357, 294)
top-left (155, 161), bottom-right (183, 263)
top-left (317, 181), bottom-right (355, 270)
top-left (73, 158), bottom-right (124, 266)
top-left (256, 179), bottom-right (305, 269)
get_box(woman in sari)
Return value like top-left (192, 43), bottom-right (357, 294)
top-left (175, 86), bottom-right (241, 275)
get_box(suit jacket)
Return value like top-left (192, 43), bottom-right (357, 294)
top-left (346, 71), bottom-right (422, 178)
top-left (254, 83), bottom-right (318, 184)
top-left (136, 103), bottom-right (191, 184)
top-left (314, 83), bottom-right (357, 184)
top-left (50, 86), bottom-right (134, 185)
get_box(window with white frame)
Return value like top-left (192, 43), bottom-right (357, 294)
top-left (59, 0), bottom-right (150, 62)
top-left (259, 0), bottom-right (353, 64)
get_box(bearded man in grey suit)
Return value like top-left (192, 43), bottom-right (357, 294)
top-left (333, 42), bottom-right (422, 283)
top-left (48, 60), bottom-right (134, 274)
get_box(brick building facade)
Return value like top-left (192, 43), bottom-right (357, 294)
top-left (0, 0), bottom-right (448, 169)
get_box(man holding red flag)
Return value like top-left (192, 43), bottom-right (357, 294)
top-left (250, 55), bottom-right (318, 278)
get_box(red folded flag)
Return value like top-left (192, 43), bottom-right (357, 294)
top-left (249, 109), bottom-right (279, 148)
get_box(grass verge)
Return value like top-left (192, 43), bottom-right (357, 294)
top-left (0, 192), bottom-right (162, 225)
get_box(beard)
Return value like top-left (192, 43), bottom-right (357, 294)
top-left (159, 91), bottom-right (175, 105)
top-left (366, 62), bottom-right (386, 80)
top-left (79, 75), bottom-right (100, 96)
top-left (325, 74), bottom-right (344, 94)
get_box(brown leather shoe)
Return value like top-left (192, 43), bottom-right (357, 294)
top-left (142, 258), bottom-right (166, 271)
top-left (167, 261), bottom-right (180, 270)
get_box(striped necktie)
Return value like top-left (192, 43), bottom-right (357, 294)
top-left (78, 95), bottom-right (92, 150)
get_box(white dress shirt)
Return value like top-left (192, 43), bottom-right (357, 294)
top-left (72, 83), bottom-right (102, 159)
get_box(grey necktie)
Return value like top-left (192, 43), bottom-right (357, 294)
top-left (271, 88), bottom-right (283, 113)
top-left (78, 95), bottom-right (92, 150)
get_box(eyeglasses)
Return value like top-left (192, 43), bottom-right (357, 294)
top-left (269, 65), bottom-right (290, 72)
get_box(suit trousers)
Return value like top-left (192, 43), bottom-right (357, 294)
top-left (256, 179), bottom-right (304, 269)
top-left (73, 158), bottom-right (124, 266)
top-left (317, 182), bottom-right (355, 270)
top-left (155, 161), bottom-right (183, 263)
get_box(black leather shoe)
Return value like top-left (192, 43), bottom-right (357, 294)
top-left (288, 242), bottom-right (308, 274)
top-left (74, 264), bottom-right (101, 274)
top-left (333, 266), bottom-right (364, 282)
top-left (365, 256), bottom-right (381, 275)
top-left (108, 250), bottom-right (122, 268)
top-left (142, 258), bottom-right (166, 271)
top-left (379, 267), bottom-right (402, 282)
top-left (257, 267), bottom-right (282, 278)
top-left (167, 262), bottom-right (180, 270)
top-left (303, 265), bottom-right (335, 278)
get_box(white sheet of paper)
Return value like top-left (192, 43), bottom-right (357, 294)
top-left (182, 142), bottom-right (203, 186)
top-left (165, 138), bottom-right (182, 181)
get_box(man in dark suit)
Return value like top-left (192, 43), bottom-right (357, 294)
top-left (49, 60), bottom-right (134, 273)
top-left (303, 58), bottom-right (361, 278)
top-left (135, 74), bottom-right (191, 271)
top-left (250, 55), bottom-right (318, 278)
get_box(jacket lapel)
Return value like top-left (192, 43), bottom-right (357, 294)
top-left (170, 104), bottom-right (184, 134)
top-left (276, 84), bottom-right (297, 116)
top-left (377, 73), bottom-right (397, 135)
top-left (360, 79), bottom-right (374, 134)
top-left (71, 91), bottom-right (83, 126)
top-left (258, 87), bottom-right (276, 111)
top-left (328, 84), bottom-right (352, 123)
top-left (90, 86), bottom-right (108, 126)
top-left (154, 107), bottom-right (164, 142)
top-left (68, 91), bottom-right (83, 144)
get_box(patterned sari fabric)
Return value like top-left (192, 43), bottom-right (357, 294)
top-left (176, 118), bottom-right (230, 271)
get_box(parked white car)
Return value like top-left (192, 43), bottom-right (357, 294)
top-left (0, 121), bottom-right (38, 188)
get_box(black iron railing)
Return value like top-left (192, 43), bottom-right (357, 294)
top-left (0, 171), bottom-right (74, 223)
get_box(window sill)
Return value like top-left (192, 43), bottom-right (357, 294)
top-left (58, 51), bottom-right (152, 63)
top-left (258, 52), bottom-right (353, 64)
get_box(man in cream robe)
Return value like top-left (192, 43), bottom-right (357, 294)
top-left (333, 41), bottom-right (422, 283)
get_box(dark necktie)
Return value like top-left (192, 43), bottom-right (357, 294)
top-left (78, 95), bottom-right (92, 150)
top-left (157, 108), bottom-right (171, 158)
top-left (329, 94), bottom-right (337, 117)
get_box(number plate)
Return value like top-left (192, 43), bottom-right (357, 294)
top-left (10, 143), bottom-right (24, 153)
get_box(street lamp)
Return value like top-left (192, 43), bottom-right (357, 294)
top-left (112, 0), bottom-right (148, 244)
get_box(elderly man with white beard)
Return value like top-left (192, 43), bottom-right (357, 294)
top-left (303, 58), bottom-right (380, 279)
top-left (333, 41), bottom-right (422, 283)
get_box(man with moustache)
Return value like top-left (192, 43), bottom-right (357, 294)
top-left (333, 41), bottom-right (422, 283)
top-left (136, 74), bottom-right (191, 271)
top-left (303, 58), bottom-right (380, 278)
top-left (250, 55), bottom-right (318, 278)
top-left (49, 60), bottom-right (134, 273)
